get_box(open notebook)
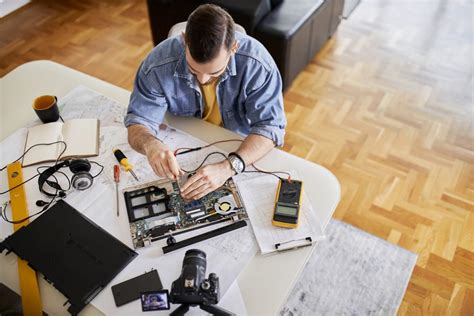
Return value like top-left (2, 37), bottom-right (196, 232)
top-left (22, 119), bottom-right (99, 167)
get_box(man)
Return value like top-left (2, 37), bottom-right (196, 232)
top-left (125, 4), bottom-right (286, 200)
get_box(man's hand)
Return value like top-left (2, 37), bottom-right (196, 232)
top-left (180, 160), bottom-right (234, 200)
top-left (144, 138), bottom-right (182, 179)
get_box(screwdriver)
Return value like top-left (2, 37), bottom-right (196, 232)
top-left (113, 148), bottom-right (139, 181)
top-left (114, 165), bottom-right (120, 217)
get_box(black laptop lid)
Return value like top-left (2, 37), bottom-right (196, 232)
top-left (0, 200), bottom-right (137, 315)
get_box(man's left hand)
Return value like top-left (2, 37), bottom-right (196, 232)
top-left (180, 160), bottom-right (235, 200)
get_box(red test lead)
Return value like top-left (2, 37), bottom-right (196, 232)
top-left (114, 165), bottom-right (120, 217)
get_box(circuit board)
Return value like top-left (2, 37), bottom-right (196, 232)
top-left (123, 175), bottom-right (248, 249)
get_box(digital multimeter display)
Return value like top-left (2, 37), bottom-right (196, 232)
top-left (275, 205), bottom-right (298, 217)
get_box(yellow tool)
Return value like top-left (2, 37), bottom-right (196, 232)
top-left (272, 178), bottom-right (303, 229)
top-left (113, 149), bottom-right (139, 181)
top-left (7, 161), bottom-right (43, 316)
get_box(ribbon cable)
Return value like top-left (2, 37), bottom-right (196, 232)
top-left (7, 161), bottom-right (43, 315)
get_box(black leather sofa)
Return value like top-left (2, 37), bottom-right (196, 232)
top-left (146, 0), bottom-right (344, 90)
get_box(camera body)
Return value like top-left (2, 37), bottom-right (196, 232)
top-left (170, 249), bottom-right (219, 305)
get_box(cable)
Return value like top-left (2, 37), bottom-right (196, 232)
top-left (0, 141), bottom-right (68, 195)
top-left (181, 151), bottom-right (228, 174)
top-left (0, 137), bottom-right (104, 223)
top-left (174, 138), bottom-right (291, 180)
top-left (0, 173), bottom-right (60, 224)
top-left (244, 164), bottom-right (292, 181)
top-left (174, 139), bottom-right (243, 156)
top-left (36, 165), bottom-right (71, 196)
top-left (0, 140), bottom-right (67, 172)
top-left (0, 173), bottom-right (40, 195)
top-left (90, 160), bottom-right (105, 178)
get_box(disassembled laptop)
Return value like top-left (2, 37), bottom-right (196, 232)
top-left (123, 175), bottom-right (248, 252)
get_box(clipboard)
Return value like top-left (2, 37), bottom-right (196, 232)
top-left (275, 237), bottom-right (314, 252)
top-left (236, 172), bottom-right (326, 255)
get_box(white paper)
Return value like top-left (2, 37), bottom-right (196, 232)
top-left (59, 85), bottom-right (127, 126)
top-left (88, 176), bottom-right (257, 315)
top-left (0, 87), bottom-right (256, 315)
top-left (236, 173), bottom-right (325, 254)
top-left (56, 86), bottom-right (257, 315)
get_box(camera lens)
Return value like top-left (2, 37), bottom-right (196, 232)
top-left (183, 249), bottom-right (207, 270)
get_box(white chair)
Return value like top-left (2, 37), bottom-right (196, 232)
top-left (167, 21), bottom-right (246, 38)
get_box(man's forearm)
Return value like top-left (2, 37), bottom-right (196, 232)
top-left (235, 133), bottom-right (275, 166)
top-left (127, 124), bottom-right (161, 155)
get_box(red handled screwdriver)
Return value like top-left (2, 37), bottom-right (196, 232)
top-left (113, 148), bottom-right (139, 181)
top-left (114, 165), bottom-right (120, 217)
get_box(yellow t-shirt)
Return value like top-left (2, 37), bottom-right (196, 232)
top-left (200, 79), bottom-right (222, 126)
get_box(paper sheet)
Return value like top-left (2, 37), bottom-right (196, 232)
top-left (0, 86), bottom-right (257, 316)
top-left (236, 172), bottom-right (325, 254)
top-left (59, 85), bottom-right (127, 126)
top-left (35, 86), bottom-right (255, 315)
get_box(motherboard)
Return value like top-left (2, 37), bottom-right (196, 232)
top-left (123, 175), bottom-right (248, 250)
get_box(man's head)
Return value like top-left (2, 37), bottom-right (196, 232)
top-left (184, 4), bottom-right (238, 84)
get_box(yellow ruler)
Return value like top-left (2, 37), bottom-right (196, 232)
top-left (7, 161), bottom-right (43, 316)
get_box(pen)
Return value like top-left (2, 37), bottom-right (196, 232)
top-left (113, 149), bottom-right (139, 181)
top-left (114, 165), bottom-right (120, 217)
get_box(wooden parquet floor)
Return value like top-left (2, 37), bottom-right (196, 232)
top-left (1, 0), bottom-right (473, 314)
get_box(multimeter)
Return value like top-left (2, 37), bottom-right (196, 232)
top-left (272, 179), bottom-right (303, 228)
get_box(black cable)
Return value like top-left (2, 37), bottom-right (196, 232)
top-left (0, 173), bottom-right (60, 224)
top-left (36, 165), bottom-right (71, 196)
top-left (0, 141), bottom-right (68, 195)
top-left (2, 160), bottom-right (106, 223)
top-left (243, 170), bottom-right (285, 180)
top-left (0, 173), bottom-right (41, 195)
top-left (0, 137), bottom-right (104, 224)
top-left (245, 164), bottom-right (292, 180)
top-left (90, 161), bottom-right (105, 178)
top-left (179, 150), bottom-right (291, 181)
top-left (181, 151), bottom-right (229, 174)
top-left (0, 140), bottom-right (67, 171)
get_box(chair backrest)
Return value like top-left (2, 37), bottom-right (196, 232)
top-left (167, 21), bottom-right (246, 38)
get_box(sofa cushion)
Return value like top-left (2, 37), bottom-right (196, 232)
top-left (256, 0), bottom-right (325, 39)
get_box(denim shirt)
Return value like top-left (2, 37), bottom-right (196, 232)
top-left (125, 32), bottom-right (286, 146)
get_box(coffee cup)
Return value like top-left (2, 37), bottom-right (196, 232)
top-left (33, 95), bottom-right (60, 123)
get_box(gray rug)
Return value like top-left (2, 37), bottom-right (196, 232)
top-left (282, 220), bottom-right (417, 316)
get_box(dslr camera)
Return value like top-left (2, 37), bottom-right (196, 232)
top-left (169, 249), bottom-right (233, 315)
top-left (170, 249), bottom-right (219, 305)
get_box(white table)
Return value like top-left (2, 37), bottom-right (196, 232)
top-left (0, 60), bottom-right (340, 315)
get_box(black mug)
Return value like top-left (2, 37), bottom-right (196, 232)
top-left (33, 95), bottom-right (60, 123)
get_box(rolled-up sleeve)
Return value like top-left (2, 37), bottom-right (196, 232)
top-left (124, 64), bottom-right (168, 136)
top-left (244, 67), bottom-right (286, 147)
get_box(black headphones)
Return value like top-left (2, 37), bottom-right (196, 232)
top-left (37, 159), bottom-right (95, 204)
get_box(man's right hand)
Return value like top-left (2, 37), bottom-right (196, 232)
top-left (144, 138), bottom-right (182, 180)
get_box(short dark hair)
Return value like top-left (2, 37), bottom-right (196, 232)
top-left (185, 4), bottom-right (235, 63)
